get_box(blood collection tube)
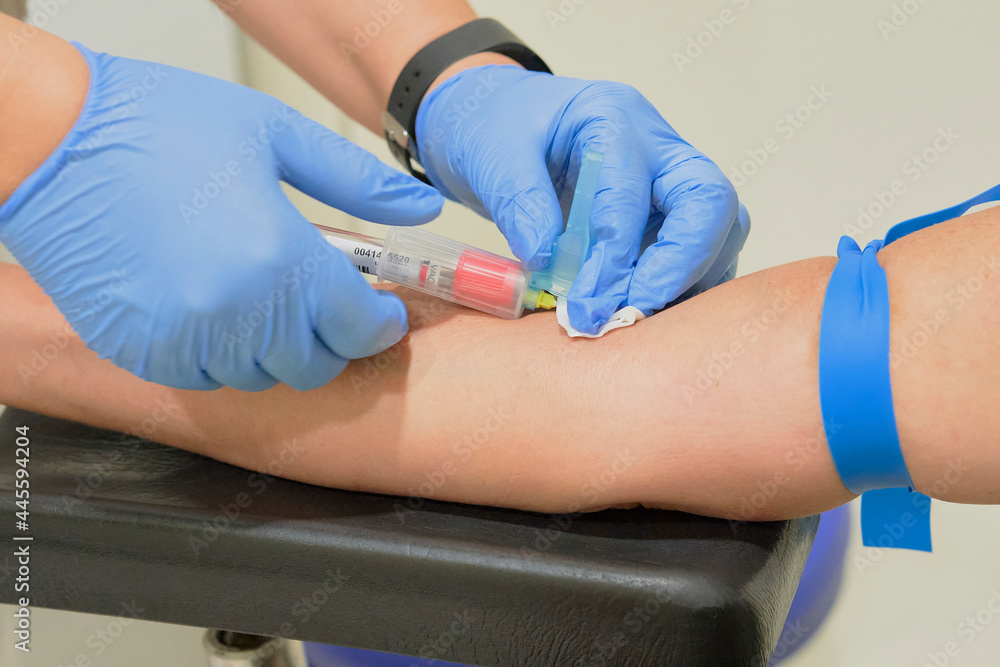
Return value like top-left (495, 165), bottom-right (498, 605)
top-left (321, 226), bottom-right (556, 319)
top-left (318, 151), bottom-right (603, 320)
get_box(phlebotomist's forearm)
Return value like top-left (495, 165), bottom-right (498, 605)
top-left (215, 0), bottom-right (520, 134)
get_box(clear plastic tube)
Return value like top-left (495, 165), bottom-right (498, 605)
top-left (529, 151), bottom-right (604, 297)
top-left (380, 227), bottom-right (540, 319)
top-left (321, 226), bottom-right (554, 319)
top-left (321, 228), bottom-right (383, 276)
top-left (314, 150), bottom-right (603, 319)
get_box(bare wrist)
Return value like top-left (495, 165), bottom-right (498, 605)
top-left (370, 10), bottom-right (478, 114)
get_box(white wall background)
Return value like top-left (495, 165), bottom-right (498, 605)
top-left (2, 1), bottom-right (999, 665)
top-left (256, 0), bottom-right (1000, 276)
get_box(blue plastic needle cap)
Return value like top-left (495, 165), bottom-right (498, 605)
top-left (529, 151), bottom-right (604, 297)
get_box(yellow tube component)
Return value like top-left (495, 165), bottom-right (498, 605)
top-left (536, 290), bottom-right (558, 311)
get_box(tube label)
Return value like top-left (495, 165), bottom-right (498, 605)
top-left (323, 233), bottom-right (382, 275)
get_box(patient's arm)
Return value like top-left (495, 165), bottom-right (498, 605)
top-left (1, 208), bottom-right (997, 519)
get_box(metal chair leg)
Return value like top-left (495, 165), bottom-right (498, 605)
top-left (203, 629), bottom-right (305, 667)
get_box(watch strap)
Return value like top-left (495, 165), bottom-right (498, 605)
top-left (383, 18), bottom-right (551, 183)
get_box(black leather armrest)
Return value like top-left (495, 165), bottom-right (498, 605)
top-left (0, 407), bottom-right (817, 666)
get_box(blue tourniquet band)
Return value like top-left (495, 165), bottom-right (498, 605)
top-left (819, 182), bottom-right (1000, 552)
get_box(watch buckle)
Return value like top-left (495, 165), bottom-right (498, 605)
top-left (382, 110), bottom-right (409, 152)
top-left (382, 110), bottom-right (431, 185)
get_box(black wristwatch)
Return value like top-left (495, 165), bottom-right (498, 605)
top-left (382, 18), bottom-right (551, 185)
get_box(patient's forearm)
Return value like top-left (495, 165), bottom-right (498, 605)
top-left (1, 209), bottom-right (997, 518)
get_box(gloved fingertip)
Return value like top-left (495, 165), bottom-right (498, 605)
top-left (737, 201), bottom-right (751, 226)
top-left (504, 225), bottom-right (541, 270)
top-left (280, 117), bottom-right (446, 226)
top-left (398, 189), bottom-right (446, 226)
top-left (235, 377), bottom-right (282, 393)
top-left (319, 290), bottom-right (409, 360)
top-left (519, 244), bottom-right (552, 273)
top-left (373, 173), bottom-right (446, 226)
top-left (502, 194), bottom-right (561, 271)
top-left (199, 376), bottom-right (226, 392)
top-left (257, 345), bottom-right (349, 392)
top-left (381, 166), bottom-right (443, 199)
top-left (566, 296), bottom-right (621, 336)
top-left (361, 291), bottom-right (410, 356)
top-left (526, 254), bottom-right (551, 273)
top-left (201, 364), bottom-right (278, 393)
top-left (183, 372), bottom-right (225, 392)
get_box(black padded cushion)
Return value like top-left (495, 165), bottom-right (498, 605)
top-left (0, 407), bottom-right (817, 666)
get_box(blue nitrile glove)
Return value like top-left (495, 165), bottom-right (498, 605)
top-left (416, 65), bottom-right (750, 334)
top-left (0, 43), bottom-right (443, 391)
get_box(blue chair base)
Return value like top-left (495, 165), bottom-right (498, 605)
top-left (769, 504), bottom-right (852, 664)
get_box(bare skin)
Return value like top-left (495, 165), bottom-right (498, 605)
top-left (0, 12), bottom-right (996, 521)
top-left (0, 12), bottom-right (88, 203)
top-left (214, 0), bottom-right (519, 133)
top-left (1, 206), bottom-right (997, 520)
top-left (0, 3), bottom-right (509, 203)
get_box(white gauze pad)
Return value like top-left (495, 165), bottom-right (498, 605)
top-left (555, 301), bottom-right (645, 338)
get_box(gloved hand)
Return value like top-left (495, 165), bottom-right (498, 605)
top-left (415, 65), bottom-right (750, 334)
top-left (0, 43), bottom-right (443, 391)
